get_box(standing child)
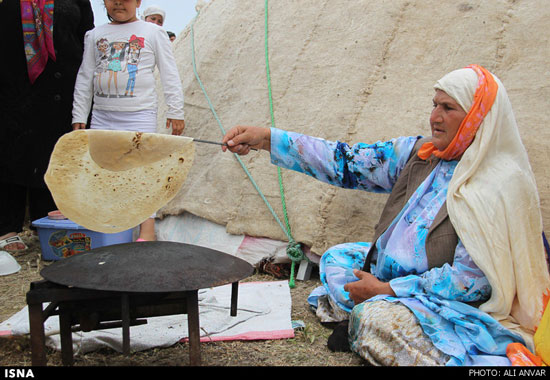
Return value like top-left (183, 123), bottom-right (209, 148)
top-left (72, 0), bottom-right (185, 241)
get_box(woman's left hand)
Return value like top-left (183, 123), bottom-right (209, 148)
top-left (344, 269), bottom-right (396, 304)
top-left (167, 118), bottom-right (185, 135)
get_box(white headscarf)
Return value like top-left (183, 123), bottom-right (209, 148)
top-left (142, 5), bottom-right (166, 21)
top-left (437, 67), bottom-right (550, 350)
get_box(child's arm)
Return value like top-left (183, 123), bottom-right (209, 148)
top-left (72, 31), bottom-right (96, 127)
top-left (154, 29), bottom-right (185, 134)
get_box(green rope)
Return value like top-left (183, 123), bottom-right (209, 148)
top-left (264, 0), bottom-right (304, 288)
top-left (190, 12), bottom-right (304, 287)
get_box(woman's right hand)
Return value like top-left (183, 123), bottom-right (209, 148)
top-left (222, 125), bottom-right (271, 155)
top-left (72, 123), bottom-right (86, 130)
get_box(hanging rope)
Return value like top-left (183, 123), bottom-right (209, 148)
top-left (190, 10), bottom-right (305, 288)
top-left (264, 0), bottom-right (304, 288)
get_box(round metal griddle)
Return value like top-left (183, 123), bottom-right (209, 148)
top-left (41, 241), bottom-right (254, 293)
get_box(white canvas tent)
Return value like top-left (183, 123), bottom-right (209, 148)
top-left (154, 0), bottom-right (550, 261)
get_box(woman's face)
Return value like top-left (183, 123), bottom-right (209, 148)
top-left (430, 90), bottom-right (467, 151)
top-left (145, 14), bottom-right (164, 26)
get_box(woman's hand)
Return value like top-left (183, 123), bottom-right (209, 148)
top-left (222, 125), bottom-right (271, 154)
top-left (344, 269), bottom-right (396, 304)
top-left (167, 118), bottom-right (185, 135)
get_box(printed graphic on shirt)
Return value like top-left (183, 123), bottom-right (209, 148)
top-left (94, 34), bottom-right (145, 98)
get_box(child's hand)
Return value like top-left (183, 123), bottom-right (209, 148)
top-left (72, 123), bottom-right (86, 130)
top-left (167, 119), bottom-right (185, 135)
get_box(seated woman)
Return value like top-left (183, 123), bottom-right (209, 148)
top-left (222, 65), bottom-right (550, 366)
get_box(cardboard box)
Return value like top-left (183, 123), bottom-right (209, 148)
top-left (32, 217), bottom-right (133, 261)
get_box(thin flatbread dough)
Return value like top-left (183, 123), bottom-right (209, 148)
top-left (44, 130), bottom-right (195, 233)
top-left (87, 130), bottom-right (194, 172)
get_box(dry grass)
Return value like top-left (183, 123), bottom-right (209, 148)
top-left (0, 229), bottom-right (365, 367)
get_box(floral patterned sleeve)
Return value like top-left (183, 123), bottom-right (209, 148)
top-left (389, 240), bottom-right (491, 302)
top-left (270, 128), bottom-right (421, 193)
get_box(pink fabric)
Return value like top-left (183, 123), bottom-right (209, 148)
top-left (178, 329), bottom-right (295, 343)
top-left (21, 0), bottom-right (56, 83)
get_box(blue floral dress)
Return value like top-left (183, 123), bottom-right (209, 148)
top-left (270, 128), bottom-right (525, 366)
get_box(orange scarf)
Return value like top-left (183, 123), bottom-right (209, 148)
top-left (418, 64), bottom-right (498, 161)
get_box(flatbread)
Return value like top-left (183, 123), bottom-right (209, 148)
top-left (87, 130), bottom-right (193, 172)
top-left (44, 130), bottom-right (195, 233)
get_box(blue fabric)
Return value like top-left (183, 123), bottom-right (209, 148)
top-left (270, 128), bottom-right (525, 366)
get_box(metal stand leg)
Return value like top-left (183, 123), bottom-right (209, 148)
top-left (186, 290), bottom-right (201, 365)
top-left (58, 305), bottom-right (74, 366)
top-left (230, 282), bottom-right (239, 316)
top-left (121, 294), bottom-right (130, 355)
top-left (28, 303), bottom-right (47, 366)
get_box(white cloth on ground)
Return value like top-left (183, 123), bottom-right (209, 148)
top-left (0, 281), bottom-right (293, 354)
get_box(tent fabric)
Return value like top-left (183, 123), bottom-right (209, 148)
top-left (155, 0), bottom-right (550, 257)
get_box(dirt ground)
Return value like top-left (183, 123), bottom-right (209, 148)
top-left (0, 228), bottom-right (365, 367)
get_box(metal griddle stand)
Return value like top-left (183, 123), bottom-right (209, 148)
top-left (26, 241), bottom-right (254, 366)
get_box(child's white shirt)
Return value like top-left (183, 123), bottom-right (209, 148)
top-left (72, 20), bottom-right (184, 124)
